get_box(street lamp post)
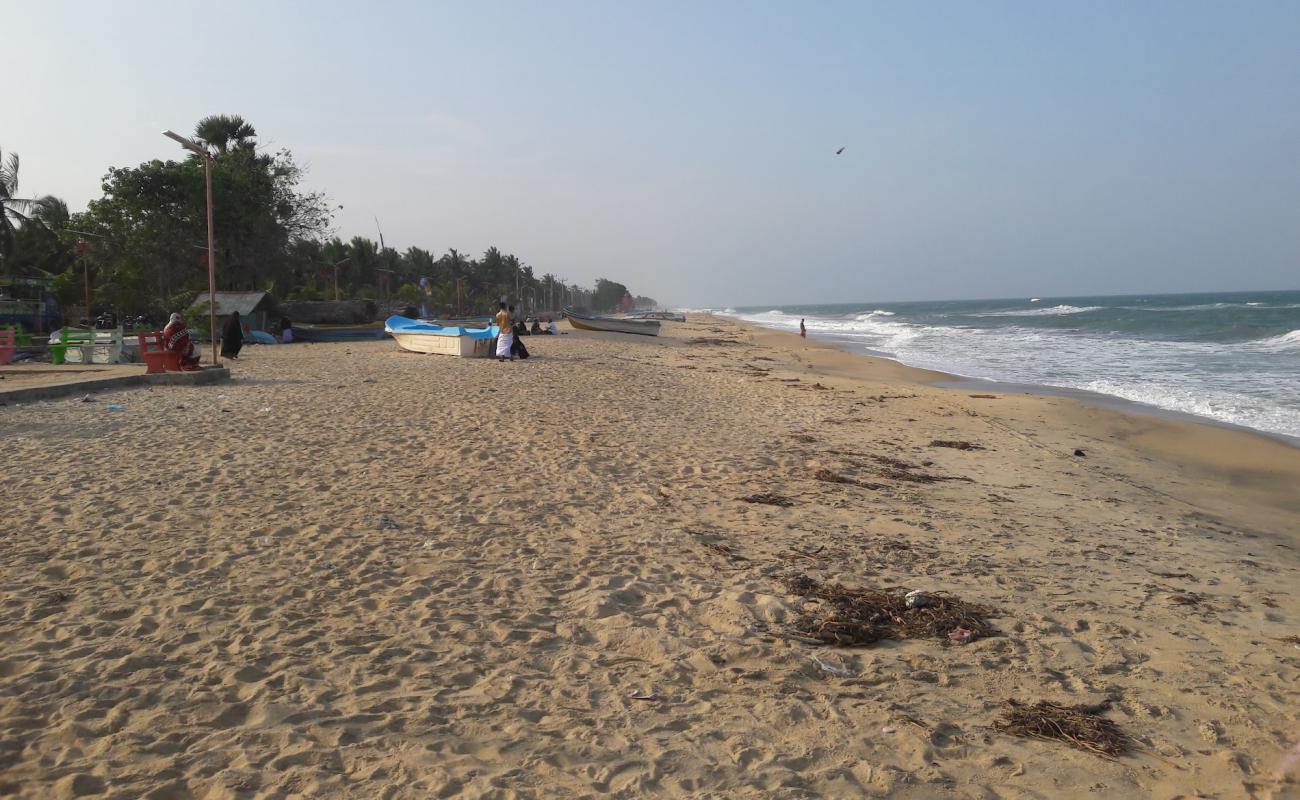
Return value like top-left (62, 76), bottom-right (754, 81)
top-left (330, 257), bottom-right (351, 301)
top-left (163, 130), bottom-right (218, 366)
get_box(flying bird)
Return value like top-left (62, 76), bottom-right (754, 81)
top-left (835, 146), bottom-right (845, 155)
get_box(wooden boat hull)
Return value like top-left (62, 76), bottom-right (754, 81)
top-left (293, 322), bottom-right (387, 342)
top-left (563, 310), bottom-right (661, 336)
top-left (384, 316), bottom-right (500, 357)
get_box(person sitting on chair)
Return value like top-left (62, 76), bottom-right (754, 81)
top-left (163, 313), bottom-right (201, 368)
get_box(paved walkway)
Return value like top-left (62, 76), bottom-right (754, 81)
top-left (0, 363), bottom-right (229, 403)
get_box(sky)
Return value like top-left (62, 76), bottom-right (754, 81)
top-left (6, 1), bottom-right (1299, 306)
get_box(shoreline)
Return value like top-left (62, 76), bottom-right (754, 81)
top-left (731, 313), bottom-right (1300, 525)
top-left (727, 313), bottom-right (1300, 450)
top-left (2, 318), bottom-right (1297, 798)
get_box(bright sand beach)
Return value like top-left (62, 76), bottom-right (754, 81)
top-left (2, 315), bottom-right (1298, 799)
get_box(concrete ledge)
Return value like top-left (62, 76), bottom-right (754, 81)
top-left (0, 366), bottom-right (230, 404)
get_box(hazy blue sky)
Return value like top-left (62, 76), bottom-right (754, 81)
top-left (8, 1), bottom-right (1299, 305)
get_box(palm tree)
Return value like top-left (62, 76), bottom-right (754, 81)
top-left (0, 148), bottom-right (36, 262)
top-left (193, 115), bottom-right (257, 154)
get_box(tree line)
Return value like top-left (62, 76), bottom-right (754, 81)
top-left (0, 116), bottom-right (656, 321)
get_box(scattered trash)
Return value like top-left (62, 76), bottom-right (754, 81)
top-left (994, 700), bottom-right (1132, 758)
top-left (257, 536), bottom-right (271, 546)
top-left (881, 726), bottom-right (897, 734)
top-left (420, 539), bottom-right (438, 549)
top-left (948, 626), bottom-right (973, 644)
top-left (1073, 448), bottom-right (1087, 457)
top-left (739, 492), bottom-right (795, 507)
top-left (812, 654), bottom-right (853, 677)
top-left (80, 395), bottom-right (94, 403)
top-left (260, 406), bottom-right (272, 412)
top-left (905, 589), bottom-right (933, 609)
top-left (105, 404), bottom-right (125, 412)
top-left (628, 690), bottom-right (659, 701)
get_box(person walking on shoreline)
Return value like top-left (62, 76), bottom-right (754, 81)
top-left (799, 318), bottom-right (806, 338)
top-left (495, 302), bottom-right (515, 362)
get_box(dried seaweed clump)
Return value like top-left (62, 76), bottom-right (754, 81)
top-left (929, 440), bottom-right (985, 451)
top-left (739, 492), bottom-right (795, 507)
top-left (993, 700), bottom-right (1132, 758)
top-left (780, 575), bottom-right (997, 646)
top-left (813, 468), bottom-right (883, 490)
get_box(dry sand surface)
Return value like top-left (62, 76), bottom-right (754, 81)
top-left (2, 315), bottom-right (1298, 799)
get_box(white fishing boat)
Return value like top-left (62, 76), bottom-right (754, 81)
top-left (384, 315), bottom-right (500, 357)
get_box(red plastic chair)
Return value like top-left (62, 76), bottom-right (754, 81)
top-left (0, 327), bottom-right (14, 365)
top-left (138, 331), bottom-right (181, 374)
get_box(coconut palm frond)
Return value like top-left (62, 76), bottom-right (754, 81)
top-left (194, 114), bottom-right (258, 153)
top-left (0, 150), bottom-right (18, 194)
top-left (31, 195), bottom-right (70, 228)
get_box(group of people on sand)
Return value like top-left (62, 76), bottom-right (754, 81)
top-left (161, 310), bottom-right (249, 366)
top-left (493, 303), bottom-right (558, 362)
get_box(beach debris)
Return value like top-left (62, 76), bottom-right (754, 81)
top-left (44, 589), bottom-right (72, 606)
top-left (1276, 635), bottom-right (1300, 646)
top-left (421, 539), bottom-right (438, 549)
top-left (105, 404), bottom-right (125, 412)
top-left (740, 492), bottom-right (795, 507)
top-left (948, 626), bottom-right (973, 644)
top-left (781, 575), bottom-right (997, 647)
top-left (811, 654), bottom-right (853, 677)
top-left (993, 700), bottom-right (1132, 758)
top-left (80, 394), bottom-right (94, 403)
top-left (628, 690), bottom-right (659, 701)
top-left (905, 589), bottom-right (933, 609)
top-left (1073, 448), bottom-right (1087, 457)
top-left (1169, 593), bottom-right (1203, 606)
top-left (377, 514), bottom-right (401, 530)
top-left (929, 440), bottom-right (984, 450)
top-left (789, 433), bottom-right (817, 444)
top-left (968, 394), bottom-right (997, 399)
top-left (813, 468), bottom-right (884, 490)
top-left (881, 726), bottom-right (897, 734)
top-left (783, 545), bottom-right (826, 562)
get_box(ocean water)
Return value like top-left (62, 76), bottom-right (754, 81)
top-left (715, 291), bottom-right (1300, 441)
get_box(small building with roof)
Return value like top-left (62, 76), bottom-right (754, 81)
top-left (189, 291), bottom-right (279, 332)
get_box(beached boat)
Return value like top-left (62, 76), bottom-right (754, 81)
top-left (384, 315), bottom-right (500, 357)
top-left (629, 311), bottom-right (686, 322)
top-left (563, 309), bottom-right (661, 336)
top-left (292, 322), bottom-right (388, 342)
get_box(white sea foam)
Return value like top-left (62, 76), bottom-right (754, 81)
top-left (1254, 329), bottom-right (1300, 350)
top-left (974, 305), bottom-right (1102, 317)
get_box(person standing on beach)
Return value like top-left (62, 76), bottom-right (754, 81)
top-left (494, 302), bottom-right (514, 362)
top-left (799, 318), bottom-right (806, 338)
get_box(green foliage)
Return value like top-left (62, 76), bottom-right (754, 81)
top-left (6, 120), bottom-right (646, 317)
top-left (185, 301), bottom-right (212, 340)
top-left (592, 278), bottom-right (630, 311)
top-left (395, 282), bottom-right (421, 304)
top-left (50, 270), bottom-right (81, 308)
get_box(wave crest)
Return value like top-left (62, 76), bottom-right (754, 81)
top-left (977, 305), bottom-right (1101, 317)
